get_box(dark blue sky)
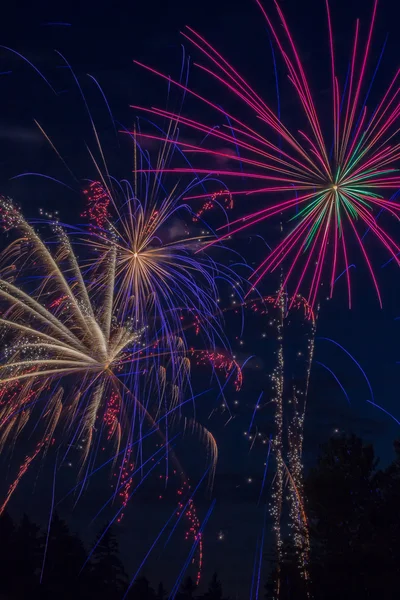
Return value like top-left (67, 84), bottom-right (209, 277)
top-left (1, 0), bottom-right (400, 596)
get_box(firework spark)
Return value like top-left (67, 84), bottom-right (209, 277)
top-left (192, 349), bottom-right (243, 392)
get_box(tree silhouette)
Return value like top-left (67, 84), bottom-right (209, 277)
top-left (14, 514), bottom-right (43, 598)
top-left (41, 512), bottom-right (89, 600)
top-left (177, 575), bottom-right (197, 600)
top-left (199, 573), bottom-right (227, 600)
top-left (265, 435), bottom-right (400, 598)
top-left (90, 525), bottom-right (128, 599)
top-left (127, 575), bottom-right (156, 600)
top-left (265, 542), bottom-right (308, 599)
top-left (0, 512), bottom-right (17, 597)
top-left (305, 434), bottom-right (381, 599)
top-left (156, 581), bottom-right (168, 600)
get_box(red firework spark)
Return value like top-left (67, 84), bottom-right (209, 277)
top-left (132, 0), bottom-right (400, 309)
top-left (103, 391), bottom-right (120, 441)
top-left (48, 295), bottom-right (68, 310)
top-left (191, 190), bottom-right (234, 222)
top-left (116, 449), bottom-right (134, 524)
top-left (0, 369), bottom-right (38, 428)
top-left (82, 181), bottom-right (111, 232)
top-left (144, 209), bottom-right (160, 235)
top-left (0, 436), bottom-right (53, 516)
top-left (176, 478), bottom-right (203, 585)
top-left (193, 315), bottom-right (201, 336)
top-left (247, 294), bottom-right (315, 323)
top-left (192, 349), bottom-right (243, 391)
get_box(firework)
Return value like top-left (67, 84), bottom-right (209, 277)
top-left (237, 293), bottom-right (316, 594)
top-left (135, 0), bottom-right (400, 309)
top-left (191, 349), bottom-right (243, 392)
top-left (0, 199), bottom-right (201, 505)
top-left (0, 198), bottom-right (142, 459)
top-left (0, 196), bottom-right (228, 589)
top-left (80, 139), bottom-right (239, 361)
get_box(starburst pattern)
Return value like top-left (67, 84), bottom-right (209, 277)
top-left (134, 0), bottom-right (400, 309)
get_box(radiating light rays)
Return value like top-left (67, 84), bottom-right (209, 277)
top-left (134, 0), bottom-right (400, 309)
top-left (0, 198), bottom-right (202, 495)
top-left (0, 47), bottom-right (248, 589)
top-left (0, 196), bottom-right (232, 586)
top-left (0, 78), bottom-right (244, 580)
top-left (80, 133), bottom-right (242, 361)
top-left (0, 200), bottom-right (141, 460)
top-left (77, 173), bottom-right (243, 457)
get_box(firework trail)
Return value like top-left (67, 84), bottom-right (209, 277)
top-left (134, 0), bottom-right (400, 310)
top-left (0, 437), bottom-right (50, 516)
top-left (241, 292), bottom-right (316, 594)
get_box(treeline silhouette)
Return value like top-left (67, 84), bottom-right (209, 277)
top-left (266, 434), bottom-right (400, 599)
top-left (1, 434), bottom-right (400, 599)
top-left (0, 509), bottom-right (228, 600)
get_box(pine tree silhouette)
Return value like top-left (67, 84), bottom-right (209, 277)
top-left (40, 512), bottom-right (89, 600)
top-left (156, 581), bottom-right (168, 600)
top-left (200, 573), bottom-right (227, 600)
top-left (177, 575), bottom-right (197, 600)
top-left (14, 514), bottom-right (43, 598)
top-left (90, 524), bottom-right (128, 599)
top-left (0, 512), bottom-right (17, 597)
top-left (126, 575), bottom-right (156, 600)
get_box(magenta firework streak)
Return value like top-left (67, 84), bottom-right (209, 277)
top-left (132, 0), bottom-right (400, 309)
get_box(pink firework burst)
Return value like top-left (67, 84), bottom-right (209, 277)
top-left (133, 0), bottom-right (400, 309)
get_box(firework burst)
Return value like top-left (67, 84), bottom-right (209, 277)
top-left (0, 198), bottom-right (203, 506)
top-left (81, 127), bottom-right (240, 360)
top-left (0, 199), bottom-right (143, 454)
top-left (134, 0), bottom-right (400, 309)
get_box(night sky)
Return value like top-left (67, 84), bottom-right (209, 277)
top-left (1, 0), bottom-right (400, 596)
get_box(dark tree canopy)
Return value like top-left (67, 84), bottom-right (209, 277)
top-left (176, 576), bottom-right (198, 600)
top-left (199, 572), bottom-right (228, 600)
top-left (1, 434), bottom-right (400, 600)
top-left (127, 576), bottom-right (157, 600)
top-left (266, 434), bottom-right (400, 599)
top-left (90, 525), bottom-right (128, 599)
top-left (156, 581), bottom-right (168, 600)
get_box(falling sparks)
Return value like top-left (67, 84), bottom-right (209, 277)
top-left (192, 349), bottom-right (243, 391)
top-left (241, 292), bottom-right (316, 595)
top-left (82, 181), bottom-right (111, 232)
top-left (103, 392), bottom-right (120, 441)
top-left (177, 478), bottom-right (203, 585)
top-left (0, 436), bottom-right (52, 516)
top-left (116, 449), bottom-right (134, 523)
